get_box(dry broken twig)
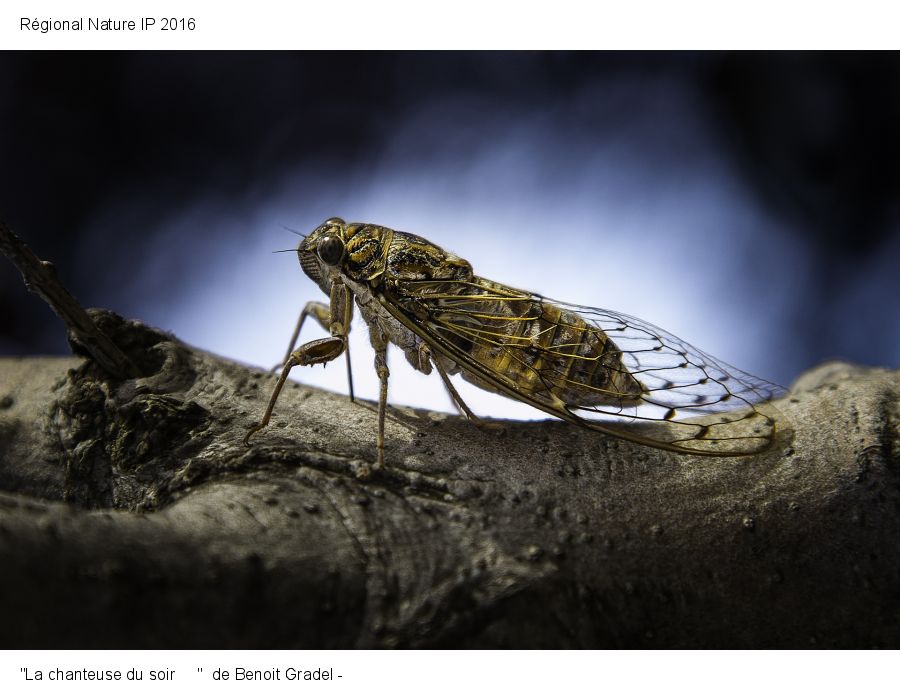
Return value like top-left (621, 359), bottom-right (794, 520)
top-left (0, 221), bottom-right (140, 379)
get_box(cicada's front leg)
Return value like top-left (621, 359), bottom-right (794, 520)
top-left (274, 299), bottom-right (355, 401)
top-left (273, 300), bottom-right (329, 367)
top-left (244, 279), bottom-right (354, 446)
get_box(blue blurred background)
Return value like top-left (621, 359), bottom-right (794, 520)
top-left (1, 53), bottom-right (898, 417)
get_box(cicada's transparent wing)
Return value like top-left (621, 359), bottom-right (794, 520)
top-left (384, 277), bottom-right (785, 456)
top-left (551, 303), bottom-right (785, 454)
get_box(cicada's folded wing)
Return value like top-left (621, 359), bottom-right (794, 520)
top-left (558, 303), bottom-right (785, 454)
top-left (384, 277), bottom-right (785, 456)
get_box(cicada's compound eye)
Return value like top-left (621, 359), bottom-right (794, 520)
top-left (317, 235), bottom-right (345, 266)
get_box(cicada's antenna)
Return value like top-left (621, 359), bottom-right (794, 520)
top-left (272, 248), bottom-right (298, 253)
top-left (279, 224), bottom-right (309, 238)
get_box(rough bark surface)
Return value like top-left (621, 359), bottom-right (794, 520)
top-left (0, 310), bottom-right (898, 649)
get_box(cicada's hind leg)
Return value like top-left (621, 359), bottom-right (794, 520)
top-left (368, 325), bottom-right (390, 468)
top-left (245, 280), bottom-right (354, 445)
top-left (275, 300), bottom-right (355, 402)
top-left (426, 346), bottom-right (504, 432)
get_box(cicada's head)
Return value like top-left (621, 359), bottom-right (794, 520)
top-left (297, 217), bottom-right (348, 294)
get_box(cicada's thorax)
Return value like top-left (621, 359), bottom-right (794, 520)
top-left (337, 224), bottom-right (473, 373)
top-left (339, 224), bottom-right (472, 282)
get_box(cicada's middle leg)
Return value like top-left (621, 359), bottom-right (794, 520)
top-left (367, 324), bottom-right (390, 469)
top-left (244, 280), bottom-right (354, 447)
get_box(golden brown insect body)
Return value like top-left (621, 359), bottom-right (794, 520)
top-left (245, 217), bottom-right (784, 465)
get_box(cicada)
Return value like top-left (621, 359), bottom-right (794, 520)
top-left (244, 217), bottom-right (785, 465)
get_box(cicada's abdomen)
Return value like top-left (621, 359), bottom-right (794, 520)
top-left (521, 297), bottom-right (645, 407)
top-left (413, 274), bottom-right (645, 409)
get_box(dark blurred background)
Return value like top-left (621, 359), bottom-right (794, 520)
top-left (1, 52), bottom-right (897, 416)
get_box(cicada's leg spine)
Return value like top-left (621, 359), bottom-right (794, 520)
top-left (275, 296), bottom-right (355, 402)
top-left (272, 300), bottom-right (331, 372)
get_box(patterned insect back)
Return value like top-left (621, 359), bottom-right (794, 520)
top-left (343, 223), bottom-right (395, 280)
